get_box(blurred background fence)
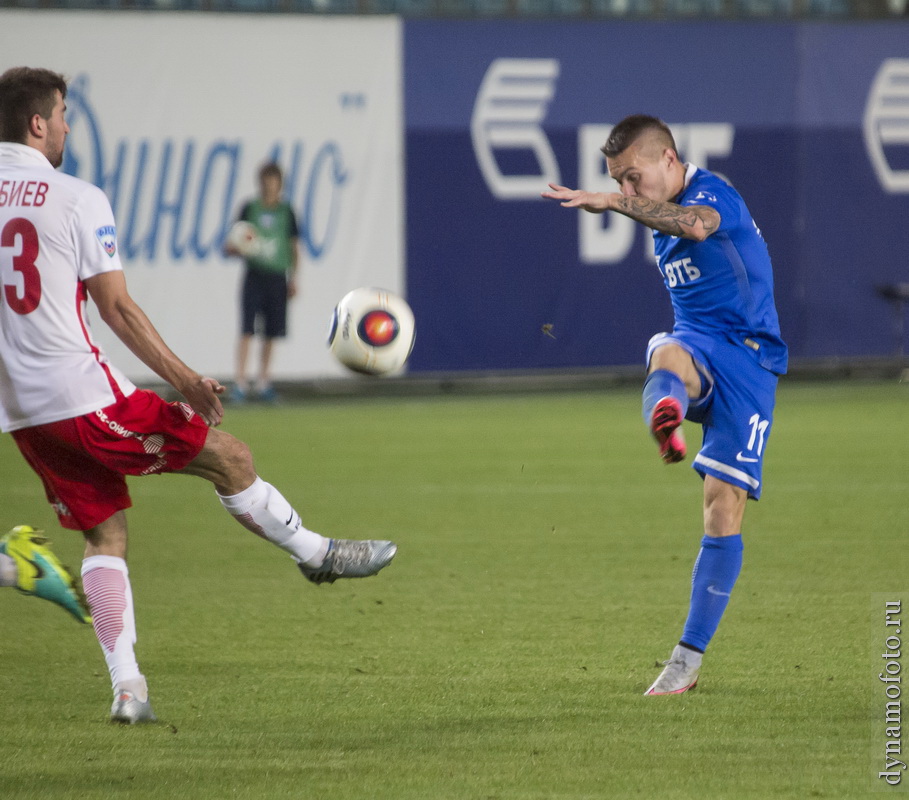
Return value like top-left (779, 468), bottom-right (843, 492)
top-left (1, 0), bottom-right (905, 17)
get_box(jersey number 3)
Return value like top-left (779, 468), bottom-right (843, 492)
top-left (1, 218), bottom-right (41, 314)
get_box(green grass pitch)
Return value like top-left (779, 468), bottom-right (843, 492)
top-left (1, 379), bottom-right (905, 799)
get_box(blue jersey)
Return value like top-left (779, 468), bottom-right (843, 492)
top-left (652, 165), bottom-right (788, 375)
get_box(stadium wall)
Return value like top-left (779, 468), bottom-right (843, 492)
top-left (2, 12), bottom-right (405, 382)
top-left (2, 15), bottom-right (907, 379)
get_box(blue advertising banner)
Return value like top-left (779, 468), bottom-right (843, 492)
top-left (403, 20), bottom-right (909, 372)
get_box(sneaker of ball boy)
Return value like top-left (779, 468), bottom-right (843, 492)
top-left (110, 689), bottom-right (157, 724)
top-left (644, 644), bottom-right (702, 695)
top-left (0, 525), bottom-right (92, 623)
top-left (298, 539), bottom-right (397, 585)
top-left (650, 397), bottom-right (687, 464)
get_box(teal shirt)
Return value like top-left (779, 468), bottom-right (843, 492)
top-left (240, 199), bottom-right (298, 275)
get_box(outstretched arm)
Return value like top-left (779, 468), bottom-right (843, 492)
top-left (83, 270), bottom-right (225, 427)
top-left (287, 237), bottom-right (300, 299)
top-left (541, 183), bottom-right (720, 242)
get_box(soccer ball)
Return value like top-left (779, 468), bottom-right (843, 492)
top-left (226, 221), bottom-right (262, 258)
top-left (328, 288), bottom-right (416, 376)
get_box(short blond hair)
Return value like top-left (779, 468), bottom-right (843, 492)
top-left (601, 114), bottom-right (678, 160)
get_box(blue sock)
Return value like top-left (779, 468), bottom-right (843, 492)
top-left (642, 369), bottom-right (689, 425)
top-left (680, 534), bottom-right (744, 653)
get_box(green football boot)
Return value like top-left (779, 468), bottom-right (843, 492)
top-left (0, 525), bottom-right (91, 624)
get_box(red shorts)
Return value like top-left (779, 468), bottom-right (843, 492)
top-left (11, 388), bottom-right (210, 531)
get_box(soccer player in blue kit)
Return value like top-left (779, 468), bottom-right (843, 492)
top-left (543, 115), bottom-right (787, 695)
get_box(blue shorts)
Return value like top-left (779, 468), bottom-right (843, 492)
top-left (241, 269), bottom-right (288, 339)
top-left (646, 331), bottom-right (780, 500)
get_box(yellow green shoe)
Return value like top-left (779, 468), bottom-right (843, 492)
top-left (0, 525), bottom-right (91, 624)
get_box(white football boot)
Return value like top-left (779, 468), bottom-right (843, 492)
top-left (644, 644), bottom-right (702, 695)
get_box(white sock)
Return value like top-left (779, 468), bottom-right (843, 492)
top-left (0, 552), bottom-right (17, 586)
top-left (81, 555), bottom-right (146, 701)
top-left (217, 477), bottom-right (328, 567)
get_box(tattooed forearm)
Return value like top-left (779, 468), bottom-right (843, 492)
top-left (613, 197), bottom-right (720, 240)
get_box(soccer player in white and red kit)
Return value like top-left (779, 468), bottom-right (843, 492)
top-left (0, 67), bottom-right (396, 723)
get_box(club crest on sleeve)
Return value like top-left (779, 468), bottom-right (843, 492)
top-left (691, 191), bottom-right (718, 203)
top-left (95, 226), bottom-right (117, 258)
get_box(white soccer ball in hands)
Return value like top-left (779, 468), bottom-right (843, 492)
top-left (328, 288), bottom-right (416, 376)
top-left (226, 221), bottom-right (263, 258)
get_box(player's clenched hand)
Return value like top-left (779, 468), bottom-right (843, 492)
top-left (180, 376), bottom-right (225, 427)
top-left (541, 183), bottom-right (614, 213)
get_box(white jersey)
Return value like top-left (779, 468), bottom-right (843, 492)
top-left (0, 143), bottom-right (136, 432)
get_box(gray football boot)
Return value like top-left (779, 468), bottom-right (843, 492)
top-left (644, 644), bottom-right (702, 695)
top-left (110, 689), bottom-right (157, 724)
top-left (298, 539), bottom-right (397, 585)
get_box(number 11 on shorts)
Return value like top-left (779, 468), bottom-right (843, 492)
top-left (746, 413), bottom-right (769, 457)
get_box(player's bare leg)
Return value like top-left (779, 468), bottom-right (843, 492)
top-left (179, 428), bottom-right (396, 582)
top-left (644, 344), bottom-right (700, 464)
top-left (646, 478), bottom-right (747, 695)
top-left (233, 333), bottom-right (253, 402)
top-left (83, 511), bottom-right (128, 560)
top-left (257, 337), bottom-right (277, 402)
top-left (703, 477), bottom-right (747, 538)
top-left (82, 512), bottom-right (156, 723)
